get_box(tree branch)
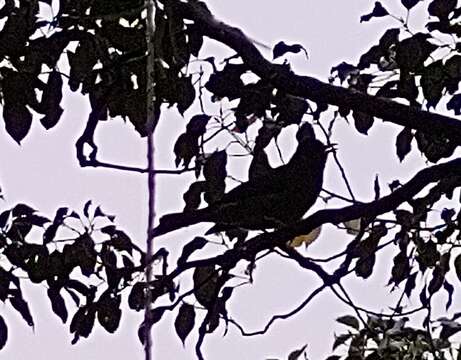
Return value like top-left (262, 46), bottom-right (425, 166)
top-left (174, 0), bottom-right (461, 145)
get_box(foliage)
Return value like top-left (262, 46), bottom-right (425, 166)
top-left (1, 0), bottom-right (461, 359)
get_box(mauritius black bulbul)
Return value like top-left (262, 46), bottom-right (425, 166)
top-left (152, 125), bottom-right (332, 237)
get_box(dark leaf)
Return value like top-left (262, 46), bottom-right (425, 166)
top-left (173, 133), bottom-right (199, 168)
top-left (287, 344), bottom-right (307, 360)
top-left (10, 295), bottom-right (34, 327)
top-left (186, 115), bottom-right (210, 137)
top-left (331, 62), bottom-right (358, 84)
top-left (177, 237), bottom-right (208, 266)
top-left (454, 254), bottom-right (461, 283)
top-left (205, 63), bottom-right (246, 100)
top-left (83, 200), bottom-right (92, 218)
top-left (3, 103), bottom-right (32, 144)
top-left (40, 70), bottom-right (64, 129)
top-left (428, 265), bottom-right (445, 295)
top-left (374, 175), bottom-right (380, 200)
top-left (272, 41), bottom-right (307, 60)
top-left (12, 204), bottom-right (36, 217)
top-left (420, 60), bottom-right (445, 109)
top-left (183, 181), bottom-right (206, 211)
top-left (193, 265), bottom-right (219, 309)
top-left (404, 272), bottom-right (417, 298)
top-left (401, 0), bottom-right (421, 10)
top-left (428, 0), bottom-right (457, 19)
top-left (444, 280), bottom-right (454, 310)
top-left (47, 287), bottom-right (68, 323)
top-left (70, 306), bottom-right (96, 344)
top-left (396, 34), bottom-right (436, 72)
top-left (447, 93), bottom-right (461, 115)
top-left (360, 2), bottom-right (389, 22)
top-left (337, 315), bottom-right (360, 330)
top-left (390, 251), bottom-right (410, 286)
top-left (0, 316), bottom-right (7, 350)
top-left (110, 230), bottom-right (133, 254)
top-left (333, 333), bottom-right (352, 350)
top-left (0, 211), bottom-right (10, 229)
top-left (396, 127), bottom-right (413, 161)
top-left (352, 111), bottom-right (374, 135)
top-left (128, 282), bottom-right (146, 311)
top-left (204, 150), bottom-right (227, 204)
top-left (97, 292), bottom-right (121, 333)
top-left (174, 303), bottom-right (195, 345)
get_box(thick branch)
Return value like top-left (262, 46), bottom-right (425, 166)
top-left (175, 0), bottom-right (461, 145)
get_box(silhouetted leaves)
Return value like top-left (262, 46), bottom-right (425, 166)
top-left (352, 111), bottom-right (374, 135)
top-left (48, 287), bottom-right (68, 323)
top-left (360, 2), bottom-right (389, 23)
top-left (401, 0), bottom-right (421, 10)
top-left (10, 294), bottom-right (34, 327)
top-left (174, 303), bottom-right (195, 345)
top-left (447, 93), bottom-right (461, 114)
top-left (193, 265), bottom-right (219, 309)
top-left (336, 315), bottom-right (360, 330)
top-left (428, 0), bottom-right (456, 19)
top-left (177, 237), bottom-right (208, 266)
top-left (287, 344), bottom-right (307, 360)
top-left (0, 316), bottom-right (7, 350)
top-left (40, 70), bottom-right (64, 130)
top-left (396, 127), bottom-right (413, 161)
top-left (97, 291), bottom-right (121, 333)
top-left (396, 33), bottom-right (436, 72)
top-left (70, 305), bottom-right (96, 344)
top-left (203, 151), bottom-right (227, 204)
top-left (128, 282), bottom-right (145, 311)
top-left (272, 41), bottom-right (307, 60)
top-left (205, 63), bottom-right (246, 100)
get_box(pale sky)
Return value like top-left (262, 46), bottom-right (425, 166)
top-left (0, 1), bottom-right (450, 359)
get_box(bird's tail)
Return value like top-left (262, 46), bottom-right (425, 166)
top-left (151, 208), bottom-right (210, 237)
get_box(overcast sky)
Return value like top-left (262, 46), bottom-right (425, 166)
top-left (0, 1), bottom-right (446, 359)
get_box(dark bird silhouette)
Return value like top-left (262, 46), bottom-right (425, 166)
top-left (152, 129), bottom-right (332, 237)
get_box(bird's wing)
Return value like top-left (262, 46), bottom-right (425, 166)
top-left (217, 164), bottom-right (289, 204)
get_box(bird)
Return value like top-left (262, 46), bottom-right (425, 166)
top-left (152, 126), bottom-right (332, 237)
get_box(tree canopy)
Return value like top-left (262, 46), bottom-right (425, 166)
top-left (1, 0), bottom-right (461, 359)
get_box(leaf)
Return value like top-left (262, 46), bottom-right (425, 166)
top-left (40, 70), bottom-right (64, 129)
top-left (396, 34), bottom-right (436, 72)
top-left (3, 103), bottom-right (32, 144)
top-left (404, 272), bottom-right (417, 298)
top-left (193, 265), bottom-right (219, 309)
top-left (0, 316), bottom-right (7, 350)
top-left (352, 111), bottom-right (374, 135)
top-left (401, 0), bottom-right (421, 9)
top-left (97, 292), bottom-right (121, 333)
top-left (173, 133), bottom-right (199, 168)
top-left (272, 41), bottom-right (307, 60)
top-left (454, 254), bottom-right (461, 283)
top-left (287, 344), bottom-right (307, 360)
top-left (183, 181), bottom-right (206, 211)
top-left (420, 60), bottom-right (446, 109)
top-left (389, 251), bottom-right (410, 286)
top-left (47, 287), bottom-right (68, 323)
top-left (428, 0), bottom-right (456, 19)
top-left (395, 127), bottom-right (413, 161)
top-left (287, 227), bottom-right (321, 248)
top-left (128, 282), bottom-right (146, 311)
top-left (10, 295), bottom-right (34, 327)
top-left (186, 114), bottom-right (210, 137)
top-left (360, 2), bottom-right (389, 23)
top-left (70, 305), bottom-right (97, 344)
top-left (174, 303), bottom-right (195, 345)
top-left (333, 333), bottom-right (352, 350)
top-left (447, 93), bottom-right (461, 115)
top-left (177, 237), bottom-right (208, 266)
top-left (12, 204), bottom-right (36, 217)
top-left (374, 175), bottom-right (380, 200)
top-left (443, 280), bottom-right (454, 310)
top-left (336, 315), bottom-right (360, 330)
top-left (428, 265), bottom-right (445, 295)
top-left (204, 150), bottom-right (227, 204)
